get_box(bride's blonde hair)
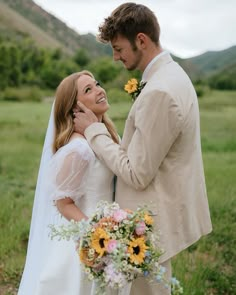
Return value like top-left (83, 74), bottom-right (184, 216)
top-left (53, 70), bottom-right (119, 153)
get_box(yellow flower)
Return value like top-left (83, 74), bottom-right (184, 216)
top-left (79, 247), bottom-right (98, 267)
top-left (124, 78), bottom-right (138, 94)
top-left (124, 78), bottom-right (147, 101)
top-left (144, 214), bottom-right (154, 225)
top-left (91, 227), bottom-right (110, 257)
top-left (128, 237), bottom-right (149, 265)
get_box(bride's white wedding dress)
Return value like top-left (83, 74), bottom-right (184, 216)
top-left (18, 138), bottom-right (130, 295)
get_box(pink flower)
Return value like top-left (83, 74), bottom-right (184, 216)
top-left (113, 209), bottom-right (128, 222)
top-left (135, 221), bottom-right (146, 235)
top-left (106, 239), bottom-right (118, 253)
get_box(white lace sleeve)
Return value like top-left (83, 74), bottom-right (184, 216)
top-left (45, 139), bottom-right (95, 202)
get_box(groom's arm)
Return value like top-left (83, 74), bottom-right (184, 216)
top-left (74, 92), bottom-right (183, 190)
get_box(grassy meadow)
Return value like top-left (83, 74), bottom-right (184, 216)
top-left (0, 90), bottom-right (236, 294)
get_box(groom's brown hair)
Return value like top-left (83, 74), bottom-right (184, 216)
top-left (98, 2), bottom-right (160, 48)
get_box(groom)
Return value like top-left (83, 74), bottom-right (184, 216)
top-left (74, 3), bottom-right (212, 294)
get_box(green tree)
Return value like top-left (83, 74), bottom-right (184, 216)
top-left (74, 48), bottom-right (90, 67)
top-left (88, 57), bottom-right (122, 84)
top-left (40, 59), bottom-right (79, 89)
top-left (208, 63), bottom-right (236, 90)
top-left (0, 45), bottom-right (11, 89)
top-left (8, 45), bottom-right (21, 87)
top-left (50, 48), bottom-right (63, 60)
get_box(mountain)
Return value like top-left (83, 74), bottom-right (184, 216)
top-left (0, 0), bottom-right (111, 57)
top-left (0, 0), bottom-right (235, 81)
top-left (184, 45), bottom-right (236, 79)
top-left (0, 1), bottom-right (64, 50)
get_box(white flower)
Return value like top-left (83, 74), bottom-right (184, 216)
top-left (89, 248), bottom-right (95, 255)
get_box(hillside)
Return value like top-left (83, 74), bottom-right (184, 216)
top-left (0, 0), bottom-right (110, 57)
top-left (169, 46), bottom-right (236, 82)
top-left (0, 1), bottom-right (64, 51)
top-left (186, 45), bottom-right (236, 77)
top-left (0, 0), bottom-right (235, 81)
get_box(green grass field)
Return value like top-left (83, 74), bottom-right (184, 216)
top-left (0, 90), bottom-right (235, 294)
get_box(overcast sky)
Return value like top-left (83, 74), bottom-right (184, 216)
top-left (34, 0), bottom-right (236, 58)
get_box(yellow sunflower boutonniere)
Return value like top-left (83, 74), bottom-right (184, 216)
top-left (124, 78), bottom-right (147, 101)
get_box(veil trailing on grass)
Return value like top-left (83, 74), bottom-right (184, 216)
top-left (18, 101), bottom-right (55, 295)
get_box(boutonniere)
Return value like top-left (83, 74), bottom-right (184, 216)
top-left (124, 78), bottom-right (147, 101)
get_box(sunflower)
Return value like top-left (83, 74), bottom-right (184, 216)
top-left (144, 214), bottom-right (154, 225)
top-left (124, 78), bottom-right (138, 94)
top-left (91, 227), bottom-right (110, 257)
top-left (128, 237), bottom-right (149, 265)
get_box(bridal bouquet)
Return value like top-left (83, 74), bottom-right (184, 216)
top-left (50, 201), bottom-right (183, 294)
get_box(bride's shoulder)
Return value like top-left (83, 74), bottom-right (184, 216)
top-left (55, 135), bottom-right (95, 161)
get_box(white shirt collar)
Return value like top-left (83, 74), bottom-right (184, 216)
top-left (142, 51), bottom-right (168, 81)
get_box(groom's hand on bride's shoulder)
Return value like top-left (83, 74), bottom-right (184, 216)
top-left (73, 102), bottom-right (98, 135)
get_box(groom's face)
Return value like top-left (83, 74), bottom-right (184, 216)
top-left (111, 34), bottom-right (143, 71)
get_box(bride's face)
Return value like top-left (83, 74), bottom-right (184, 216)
top-left (76, 74), bottom-right (109, 121)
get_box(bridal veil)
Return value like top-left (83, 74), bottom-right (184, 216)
top-left (18, 102), bottom-right (55, 294)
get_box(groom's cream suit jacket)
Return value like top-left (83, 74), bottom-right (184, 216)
top-left (85, 53), bottom-right (212, 263)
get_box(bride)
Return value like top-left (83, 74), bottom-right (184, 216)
top-left (17, 71), bottom-right (123, 294)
